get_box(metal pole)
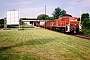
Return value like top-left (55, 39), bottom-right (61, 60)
top-left (4, 17), bottom-right (7, 29)
top-left (18, 10), bottom-right (20, 29)
top-left (45, 5), bottom-right (46, 29)
top-left (80, 11), bottom-right (81, 24)
top-left (21, 19), bottom-right (22, 28)
top-left (79, 11), bottom-right (82, 32)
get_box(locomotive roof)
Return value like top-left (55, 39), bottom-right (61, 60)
top-left (60, 14), bottom-right (72, 17)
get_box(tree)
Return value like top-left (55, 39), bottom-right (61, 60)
top-left (81, 13), bottom-right (90, 28)
top-left (0, 19), bottom-right (4, 28)
top-left (61, 10), bottom-right (66, 16)
top-left (49, 17), bottom-right (55, 20)
top-left (37, 14), bottom-right (50, 20)
top-left (83, 18), bottom-right (90, 28)
top-left (81, 13), bottom-right (89, 21)
top-left (52, 7), bottom-right (66, 19)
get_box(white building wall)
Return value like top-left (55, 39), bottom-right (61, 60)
top-left (40, 21), bottom-right (45, 25)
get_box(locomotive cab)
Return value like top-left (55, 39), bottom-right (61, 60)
top-left (67, 17), bottom-right (79, 33)
top-left (52, 14), bottom-right (80, 33)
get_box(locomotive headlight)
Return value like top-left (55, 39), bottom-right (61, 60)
top-left (75, 24), bottom-right (76, 26)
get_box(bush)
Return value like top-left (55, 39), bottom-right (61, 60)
top-left (0, 24), bottom-right (4, 28)
top-left (7, 25), bottom-right (19, 28)
top-left (83, 18), bottom-right (90, 28)
top-left (81, 28), bottom-right (90, 36)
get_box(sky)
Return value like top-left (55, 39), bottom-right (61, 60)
top-left (0, 0), bottom-right (90, 18)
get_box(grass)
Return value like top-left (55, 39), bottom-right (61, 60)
top-left (0, 28), bottom-right (90, 60)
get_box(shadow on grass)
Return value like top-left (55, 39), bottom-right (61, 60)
top-left (0, 45), bottom-right (17, 52)
top-left (0, 37), bottom-right (59, 52)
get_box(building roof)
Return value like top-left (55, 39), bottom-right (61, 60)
top-left (22, 20), bottom-right (49, 22)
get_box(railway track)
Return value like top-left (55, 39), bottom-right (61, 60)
top-left (50, 29), bottom-right (90, 40)
top-left (71, 34), bottom-right (90, 40)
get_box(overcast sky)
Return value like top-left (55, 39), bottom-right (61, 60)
top-left (0, 0), bottom-right (90, 18)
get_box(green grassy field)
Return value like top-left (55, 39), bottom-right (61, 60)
top-left (0, 28), bottom-right (90, 60)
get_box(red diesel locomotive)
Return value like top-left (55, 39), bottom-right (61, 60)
top-left (37, 14), bottom-right (82, 33)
